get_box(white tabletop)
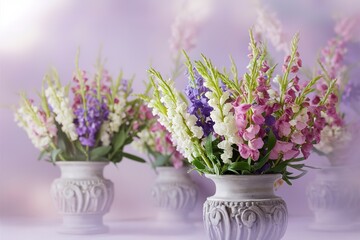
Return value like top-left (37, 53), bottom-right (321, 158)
top-left (1, 217), bottom-right (359, 240)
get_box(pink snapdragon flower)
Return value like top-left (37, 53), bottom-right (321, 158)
top-left (269, 141), bottom-right (299, 160)
top-left (249, 138), bottom-right (264, 150)
top-left (243, 125), bottom-right (260, 141)
top-left (291, 132), bottom-right (306, 145)
top-left (251, 105), bottom-right (265, 125)
top-left (277, 121), bottom-right (291, 138)
top-left (238, 143), bottom-right (251, 159)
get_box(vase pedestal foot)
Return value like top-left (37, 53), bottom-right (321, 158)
top-left (58, 215), bottom-right (109, 235)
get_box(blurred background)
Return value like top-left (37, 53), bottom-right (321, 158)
top-left (0, 0), bottom-right (360, 223)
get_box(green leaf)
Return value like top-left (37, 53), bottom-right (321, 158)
top-left (205, 134), bottom-right (213, 156)
top-left (252, 154), bottom-right (269, 171)
top-left (113, 128), bottom-right (127, 152)
top-left (38, 150), bottom-right (48, 161)
top-left (287, 170), bottom-right (307, 180)
top-left (220, 164), bottom-right (229, 174)
top-left (267, 129), bottom-right (276, 151)
top-left (288, 163), bottom-right (305, 170)
top-left (192, 159), bottom-right (206, 170)
top-left (122, 152), bottom-right (146, 163)
top-left (90, 146), bottom-right (112, 161)
top-left (229, 161), bottom-right (250, 171)
top-left (290, 157), bottom-right (305, 162)
top-left (51, 149), bottom-right (62, 162)
top-left (213, 163), bottom-right (220, 175)
top-left (74, 141), bottom-right (87, 157)
top-left (50, 123), bottom-right (75, 160)
top-left (112, 152), bottom-right (124, 163)
top-left (227, 168), bottom-right (240, 174)
top-left (153, 154), bottom-right (172, 167)
top-left (268, 160), bottom-right (288, 173)
top-left (254, 129), bottom-right (276, 171)
top-left (282, 175), bottom-right (292, 185)
top-left (303, 164), bottom-right (319, 170)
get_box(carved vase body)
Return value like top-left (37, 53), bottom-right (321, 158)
top-left (307, 166), bottom-right (360, 230)
top-left (203, 174), bottom-right (288, 240)
top-left (51, 162), bottom-right (114, 234)
top-left (152, 167), bottom-right (198, 221)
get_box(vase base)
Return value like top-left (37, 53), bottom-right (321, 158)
top-left (57, 225), bottom-right (109, 235)
top-left (309, 222), bottom-right (360, 232)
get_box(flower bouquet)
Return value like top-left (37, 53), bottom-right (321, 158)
top-left (145, 31), bottom-right (335, 240)
top-left (306, 17), bottom-right (360, 230)
top-left (14, 54), bottom-right (146, 234)
top-left (132, 104), bottom-right (186, 169)
top-left (15, 57), bottom-right (146, 164)
top-left (313, 23), bottom-right (360, 164)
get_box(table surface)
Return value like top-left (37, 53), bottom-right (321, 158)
top-left (1, 217), bottom-right (360, 240)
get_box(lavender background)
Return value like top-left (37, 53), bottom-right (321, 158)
top-left (0, 0), bottom-right (360, 222)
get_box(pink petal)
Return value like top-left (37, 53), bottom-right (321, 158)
top-left (291, 132), bottom-right (306, 145)
top-left (274, 141), bottom-right (293, 153)
top-left (243, 125), bottom-right (260, 141)
top-left (252, 114), bottom-right (265, 125)
top-left (235, 103), bottom-right (252, 113)
top-left (283, 149), bottom-right (300, 160)
top-left (249, 138), bottom-right (264, 150)
top-left (269, 149), bottom-right (279, 160)
top-left (250, 150), bottom-right (260, 161)
top-left (279, 122), bottom-right (291, 137)
top-left (247, 124), bottom-right (260, 135)
top-left (296, 121), bottom-right (307, 131)
top-left (252, 105), bottom-right (265, 114)
top-left (291, 66), bottom-right (299, 73)
top-left (235, 113), bottom-right (248, 130)
top-left (239, 144), bottom-right (251, 159)
top-left (301, 143), bottom-right (313, 159)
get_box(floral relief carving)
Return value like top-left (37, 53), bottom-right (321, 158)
top-left (152, 182), bottom-right (197, 211)
top-left (203, 199), bottom-right (288, 240)
top-left (51, 178), bottom-right (114, 214)
top-left (307, 181), bottom-right (360, 210)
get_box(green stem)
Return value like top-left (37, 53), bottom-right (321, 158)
top-left (50, 142), bottom-right (66, 161)
top-left (86, 146), bottom-right (90, 161)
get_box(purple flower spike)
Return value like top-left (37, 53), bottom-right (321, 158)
top-left (74, 94), bottom-right (109, 147)
top-left (185, 68), bottom-right (214, 136)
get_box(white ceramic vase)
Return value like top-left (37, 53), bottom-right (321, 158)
top-left (203, 174), bottom-right (288, 240)
top-left (307, 166), bottom-right (360, 230)
top-left (152, 167), bottom-right (198, 221)
top-left (50, 162), bottom-right (114, 234)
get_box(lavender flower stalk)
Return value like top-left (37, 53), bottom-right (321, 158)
top-left (185, 68), bottom-right (214, 136)
top-left (74, 93), bottom-right (109, 147)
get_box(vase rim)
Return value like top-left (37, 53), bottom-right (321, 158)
top-left (55, 161), bottom-right (109, 166)
top-left (204, 173), bottom-right (282, 180)
top-left (156, 166), bottom-right (187, 169)
top-left (156, 166), bottom-right (189, 172)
